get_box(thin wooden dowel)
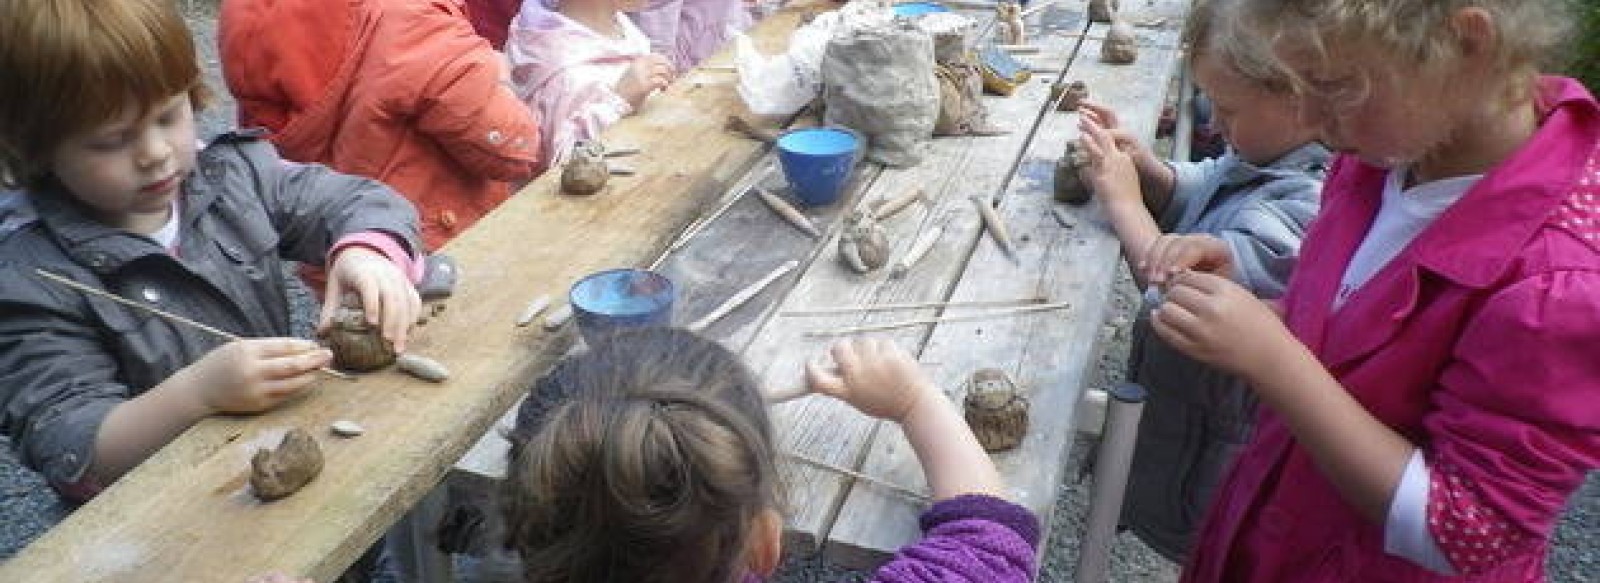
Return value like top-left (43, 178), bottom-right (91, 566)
top-left (687, 260), bottom-right (798, 332)
top-left (781, 296), bottom-right (1048, 316)
top-left (805, 301), bottom-right (1070, 337)
top-left (33, 268), bottom-right (356, 381)
top-left (782, 451), bottom-right (931, 503)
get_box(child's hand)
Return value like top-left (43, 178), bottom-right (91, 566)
top-left (1151, 270), bottom-right (1296, 378)
top-left (805, 338), bottom-right (936, 423)
top-left (616, 54), bottom-right (676, 110)
top-left (320, 247), bottom-right (421, 352)
top-left (1142, 233), bottom-right (1236, 287)
top-left (1077, 115), bottom-right (1143, 208)
top-left (176, 339), bottom-right (332, 414)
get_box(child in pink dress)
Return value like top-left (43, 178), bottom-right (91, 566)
top-left (506, 0), bottom-right (676, 168)
top-left (1141, 0), bottom-right (1600, 580)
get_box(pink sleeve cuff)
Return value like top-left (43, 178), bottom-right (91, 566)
top-left (329, 232), bottom-right (425, 284)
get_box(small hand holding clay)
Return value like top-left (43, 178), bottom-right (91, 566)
top-left (1077, 114), bottom-right (1143, 208)
top-left (617, 53), bottom-right (675, 110)
top-left (319, 246), bottom-right (421, 353)
top-left (174, 338), bottom-right (332, 413)
top-left (1142, 233), bottom-right (1236, 287)
top-left (1151, 270), bottom-right (1295, 379)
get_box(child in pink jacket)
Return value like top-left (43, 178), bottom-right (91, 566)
top-left (506, 0), bottom-right (676, 168)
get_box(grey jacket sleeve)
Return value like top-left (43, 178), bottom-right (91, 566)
top-left (0, 262), bottom-right (125, 494)
top-left (1160, 157), bottom-right (1228, 231)
top-left (226, 138), bottom-right (424, 266)
top-left (1216, 175), bottom-right (1321, 299)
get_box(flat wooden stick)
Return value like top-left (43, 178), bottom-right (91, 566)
top-left (805, 301), bottom-right (1070, 337)
top-left (687, 260), bottom-right (799, 332)
top-left (782, 451), bottom-right (931, 503)
top-left (890, 222), bottom-right (946, 279)
top-left (781, 296), bottom-right (1047, 316)
top-left (32, 268), bottom-right (355, 381)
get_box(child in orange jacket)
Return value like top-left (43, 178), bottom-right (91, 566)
top-left (221, 0), bottom-right (542, 250)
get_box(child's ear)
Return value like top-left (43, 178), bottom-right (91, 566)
top-left (746, 508), bottom-right (784, 577)
top-left (1449, 7), bottom-right (1498, 61)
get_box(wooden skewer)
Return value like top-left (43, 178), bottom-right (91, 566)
top-left (782, 296), bottom-right (1047, 316)
top-left (970, 195), bottom-right (1018, 260)
top-left (32, 268), bottom-right (356, 381)
top-left (757, 188), bottom-right (821, 238)
top-left (687, 260), bottom-right (799, 332)
top-left (890, 223), bottom-right (946, 279)
top-left (650, 164), bottom-right (777, 270)
top-left (805, 301), bottom-right (1070, 337)
top-left (782, 451), bottom-right (931, 503)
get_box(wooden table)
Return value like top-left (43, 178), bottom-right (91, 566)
top-left (0, 0), bottom-right (1191, 579)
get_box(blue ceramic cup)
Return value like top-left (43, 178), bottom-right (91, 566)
top-left (776, 127), bottom-right (861, 207)
top-left (569, 268), bottom-right (676, 345)
top-left (892, 1), bottom-right (951, 17)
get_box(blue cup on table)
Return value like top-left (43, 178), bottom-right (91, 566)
top-left (776, 127), bottom-right (862, 207)
top-left (569, 268), bottom-right (676, 345)
top-left (892, 1), bottom-right (951, 17)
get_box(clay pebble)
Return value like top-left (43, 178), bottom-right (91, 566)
top-left (329, 420), bottom-right (365, 438)
top-left (397, 353), bottom-right (450, 383)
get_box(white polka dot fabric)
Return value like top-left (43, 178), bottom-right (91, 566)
top-left (1426, 460), bottom-right (1529, 574)
top-left (1553, 143), bottom-right (1600, 244)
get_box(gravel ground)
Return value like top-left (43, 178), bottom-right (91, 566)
top-left (4, 4), bottom-right (1599, 583)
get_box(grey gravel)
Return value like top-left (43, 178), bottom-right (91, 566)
top-left (3, 5), bottom-right (1598, 583)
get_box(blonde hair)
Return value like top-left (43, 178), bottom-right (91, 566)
top-left (1184, 0), bottom-right (1294, 93)
top-left (0, 0), bottom-right (210, 190)
top-left (1234, 0), bottom-right (1571, 104)
top-left (502, 327), bottom-right (781, 583)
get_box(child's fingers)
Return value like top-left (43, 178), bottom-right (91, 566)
top-left (1150, 300), bottom-right (1203, 349)
top-left (261, 369), bottom-right (324, 401)
top-left (804, 357), bottom-right (846, 397)
top-left (259, 345), bottom-right (332, 379)
top-left (828, 338), bottom-right (862, 376)
top-left (317, 280), bottom-right (344, 333)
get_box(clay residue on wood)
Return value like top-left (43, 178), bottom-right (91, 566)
top-left (250, 428), bottom-right (324, 501)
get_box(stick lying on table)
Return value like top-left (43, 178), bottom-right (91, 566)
top-left (781, 296), bottom-right (1048, 316)
top-left (32, 268), bottom-right (356, 381)
top-left (687, 260), bottom-right (799, 332)
top-left (805, 301), bottom-right (1071, 337)
top-left (783, 451), bottom-right (931, 503)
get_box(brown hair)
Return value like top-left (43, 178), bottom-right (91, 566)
top-left (1183, 0), bottom-right (1294, 93)
top-left (0, 0), bottom-right (211, 190)
top-left (502, 327), bottom-right (781, 583)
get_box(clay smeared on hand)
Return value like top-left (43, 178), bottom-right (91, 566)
top-left (250, 428), bottom-right (325, 501)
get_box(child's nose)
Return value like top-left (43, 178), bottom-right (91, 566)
top-left (134, 130), bottom-right (171, 169)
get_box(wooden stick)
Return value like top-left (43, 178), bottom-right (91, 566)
top-left (889, 223), bottom-right (946, 279)
top-left (32, 268), bottom-right (356, 381)
top-left (783, 296), bottom-right (1047, 316)
top-left (782, 451), bottom-right (931, 503)
top-left (757, 188), bottom-right (821, 238)
top-left (687, 260), bottom-right (799, 332)
top-left (649, 164), bottom-right (777, 270)
top-left (805, 301), bottom-right (1070, 337)
top-left (970, 196), bottom-right (1018, 260)
top-left (761, 384), bottom-right (811, 404)
top-left (543, 304), bottom-right (574, 330)
top-left (996, 44), bottom-right (1042, 54)
top-left (514, 294), bottom-right (551, 327)
top-left (871, 187), bottom-right (927, 220)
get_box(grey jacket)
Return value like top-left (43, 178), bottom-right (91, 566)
top-left (0, 131), bottom-right (421, 497)
top-left (1121, 143), bottom-right (1328, 560)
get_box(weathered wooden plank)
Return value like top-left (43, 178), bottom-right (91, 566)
top-left (0, 4), bottom-right (824, 581)
top-left (745, 4), bottom-right (1100, 556)
top-left (822, 0), bottom-right (1193, 568)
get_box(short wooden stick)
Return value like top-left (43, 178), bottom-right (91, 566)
top-left (872, 188), bottom-right (926, 220)
top-left (805, 301), bottom-right (1070, 337)
top-left (782, 296), bottom-right (1048, 316)
top-left (889, 223), bottom-right (946, 279)
top-left (32, 268), bottom-right (355, 381)
top-left (687, 260), bottom-right (799, 332)
top-left (970, 196), bottom-right (1017, 259)
top-left (782, 451), bottom-right (931, 503)
top-left (758, 188), bottom-right (821, 238)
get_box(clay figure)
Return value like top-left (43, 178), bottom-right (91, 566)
top-left (250, 428), bottom-right (324, 501)
top-left (996, 2), bottom-right (1026, 46)
top-left (963, 368), bottom-right (1029, 452)
top-left (838, 209), bottom-right (892, 273)
top-left (561, 140), bottom-right (609, 195)
top-left (320, 304), bottom-right (395, 372)
top-left (1055, 140), bottom-right (1093, 204)
top-left (1052, 80), bottom-right (1090, 112)
top-left (1101, 20), bottom-right (1138, 64)
top-left (1088, 0), bottom-right (1118, 23)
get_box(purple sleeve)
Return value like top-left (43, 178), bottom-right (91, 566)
top-left (870, 494), bottom-right (1040, 583)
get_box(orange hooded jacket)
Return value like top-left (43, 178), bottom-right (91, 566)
top-left (221, 0), bottom-right (542, 250)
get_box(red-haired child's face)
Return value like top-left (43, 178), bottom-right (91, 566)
top-left (50, 93), bottom-right (198, 233)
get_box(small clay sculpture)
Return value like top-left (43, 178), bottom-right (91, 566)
top-left (1051, 80), bottom-right (1090, 112)
top-left (397, 353), bottom-right (450, 383)
top-left (839, 209), bottom-right (892, 274)
top-left (561, 140), bottom-right (609, 195)
top-left (320, 305), bottom-right (396, 372)
top-left (1101, 20), bottom-right (1138, 64)
top-left (1088, 0), bottom-right (1118, 23)
top-left (1054, 141), bottom-right (1092, 204)
top-left (996, 2), bottom-right (1026, 46)
top-left (250, 428), bottom-right (324, 501)
top-left (963, 368), bottom-right (1029, 452)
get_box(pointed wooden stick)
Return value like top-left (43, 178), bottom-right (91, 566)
top-left (758, 188), bottom-right (821, 238)
top-left (970, 195), bottom-right (1018, 260)
top-left (890, 223), bottom-right (946, 279)
top-left (687, 260), bottom-right (799, 332)
top-left (32, 268), bottom-right (355, 381)
top-left (872, 188), bottom-right (927, 220)
top-left (781, 296), bottom-right (1048, 316)
top-left (782, 451), bottom-right (931, 503)
top-left (805, 301), bottom-right (1070, 337)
